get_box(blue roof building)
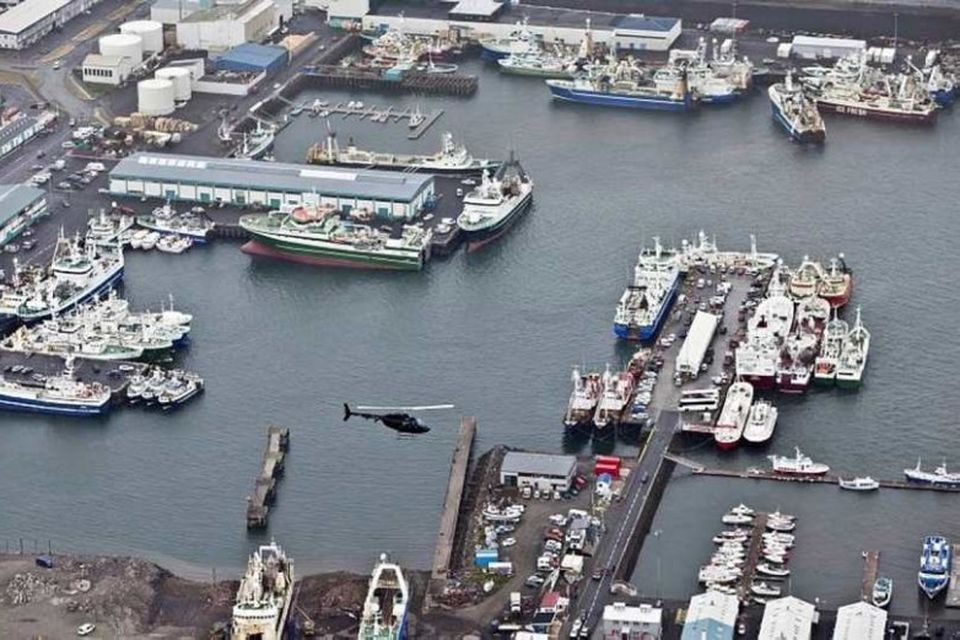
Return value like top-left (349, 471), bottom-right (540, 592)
top-left (681, 591), bottom-right (738, 640)
top-left (216, 42), bottom-right (288, 75)
top-left (613, 13), bottom-right (681, 52)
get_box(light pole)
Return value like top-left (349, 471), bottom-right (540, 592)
top-left (653, 528), bottom-right (662, 601)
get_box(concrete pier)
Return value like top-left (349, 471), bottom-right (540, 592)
top-left (246, 426), bottom-right (290, 530)
top-left (946, 545), bottom-right (960, 607)
top-left (429, 416), bottom-right (476, 589)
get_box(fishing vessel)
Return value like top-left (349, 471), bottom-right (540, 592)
top-left (904, 459), bottom-right (960, 487)
top-left (788, 257), bottom-right (824, 299)
top-left (918, 536), bottom-right (950, 599)
top-left (735, 333), bottom-right (779, 390)
top-left (498, 51), bottom-right (576, 79)
top-left (815, 80), bottom-right (938, 125)
top-left (240, 204), bottom-right (432, 271)
top-left (86, 210), bottom-right (135, 247)
top-left (0, 356), bottom-right (112, 416)
top-left (136, 204), bottom-right (215, 242)
top-left (743, 399), bottom-right (778, 445)
top-left (231, 540), bottom-right (294, 640)
top-left (768, 71), bottom-right (825, 143)
top-left (564, 367), bottom-right (603, 428)
top-left (872, 576), bottom-right (893, 608)
top-left (769, 447), bottom-right (829, 475)
top-left (358, 553), bottom-right (410, 640)
top-left (613, 237), bottom-right (682, 342)
top-left (714, 382), bottom-right (754, 450)
top-left (456, 157), bottom-right (533, 251)
top-left (813, 312), bottom-right (848, 386)
top-left (747, 276), bottom-right (795, 340)
top-left (818, 255), bottom-right (852, 308)
top-left (234, 120), bottom-right (276, 160)
top-left (775, 331), bottom-right (817, 393)
top-left (408, 105), bottom-right (424, 129)
top-left (479, 18), bottom-right (538, 60)
top-left (546, 70), bottom-right (696, 112)
top-left (308, 131), bottom-right (500, 175)
top-left (794, 295), bottom-right (830, 336)
top-left (835, 306), bottom-right (870, 388)
top-left (838, 476), bottom-right (879, 491)
top-left (592, 365), bottom-right (635, 431)
top-left (0, 234), bottom-right (124, 329)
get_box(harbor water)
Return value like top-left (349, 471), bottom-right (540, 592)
top-left (2, 59), bottom-right (959, 615)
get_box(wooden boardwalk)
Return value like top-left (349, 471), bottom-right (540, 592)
top-left (246, 426), bottom-right (290, 529)
top-left (737, 513), bottom-right (769, 602)
top-left (861, 550), bottom-right (880, 602)
top-left (946, 544), bottom-right (960, 607)
top-left (430, 416), bottom-right (476, 584)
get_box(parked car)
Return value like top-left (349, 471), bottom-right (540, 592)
top-left (501, 537), bottom-right (516, 548)
top-left (524, 575), bottom-right (545, 588)
top-left (548, 514), bottom-right (568, 527)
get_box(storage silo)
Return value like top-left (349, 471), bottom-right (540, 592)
top-left (99, 33), bottom-right (143, 63)
top-left (120, 20), bottom-right (164, 55)
top-left (137, 78), bottom-right (175, 115)
top-left (155, 67), bottom-right (192, 102)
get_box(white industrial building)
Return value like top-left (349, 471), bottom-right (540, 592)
top-left (831, 602), bottom-right (887, 640)
top-left (0, 0), bottom-right (103, 49)
top-left (602, 602), bottom-right (663, 639)
top-left (612, 14), bottom-right (681, 52)
top-left (759, 596), bottom-right (817, 640)
top-left (681, 591), bottom-right (738, 640)
top-left (108, 153), bottom-right (435, 217)
top-left (675, 311), bottom-right (719, 376)
top-left (151, 0), bottom-right (204, 25)
top-left (790, 35), bottom-right (866, 60)
top-left (175, 0), bottom-right (278, 51)
top-left (323, 0), bottom-right (369, 25)
top-left (81, 54), bottom-right (135, 86)
top-left (499, 452), bottom-right (577, 493)
top-left (0, 112), bottom-right (55, 157)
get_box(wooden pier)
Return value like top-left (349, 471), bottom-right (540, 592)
top-left (430, 416), bottom-right (476, 588)
top-left (246, 426), bottom-right (290, 530)
top-left (946, 545), bottom-right (960, 607)
top-left (861, 550), bottom-right (880, 602)
top-left (304, 66), bottom-right (477, 96)
top-left (737, 513), bottom-right (769, 602)
top-left (408, 108), bottom-right (444, 140)
top-left (683, 465), bottom-right (960, 494)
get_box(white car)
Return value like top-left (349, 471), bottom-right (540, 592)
top-left (571, 617), bottom-right (584, 636)
top-left (77, 623), bottom-right (96, 636)
top-left (501, 537), bottom-right (516, 548)
top-left (548, 514), bottom-right (568, 527)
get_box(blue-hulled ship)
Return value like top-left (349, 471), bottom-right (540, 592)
top-left (613, 237), bottom-right (682, 341)
top-left (768, 72), bottom-right (826, 143)
top-left (546, 56), bottom-right (696, 112)
top-left (918, 535), bottom-right (951, 599)
top-left (0, 356), bottom-right (112, 416)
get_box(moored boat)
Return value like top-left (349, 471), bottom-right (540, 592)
top-left (743, 399), bottom-right (778, 445)
top-left (592, 364), bottom-right (635, 431)
top-left (564, 367), bottom-right (602, 428)
top-left (455, 157), bottom-right (533, 252)
top-left (0, 356), bottom-right (112, 416)
top-left (769, 447), bottom-right (829, 475)
top-left (872, 576), bottom-right (893, 608)
top-left (768, 71), bottom-right (825, 143)
top-left (838, 476), bottom-right (879, 491)
top-left (714, 381), bottom-right (754, 450)
top-left (904, 459), bottom-right (960, 487)
top-left (835, 306), bottom-right (870, 389)
top-left (813, 311), bottom-right (848, 386)
top-left (231, 540), bottom-right (294, 640)
top-left (818, 255), bottom-right (852, 308)
top-left (358, 553), bottom-right (410, 640)
top-left (613, 237), bottom-right (682, 342)
top-left (918, 536), bottom-right (950, 599)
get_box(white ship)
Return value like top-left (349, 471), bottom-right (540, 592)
top-left (714, 381), bottom-right (754, 450)
top-left (231, 540), bottom-right (294, 640)
top-left (309, 131), bottom-right (500, 175)
top-left (456, 159), bottom-right (533, 251)
top-left (86, 209), bottom-right (135, 247)
top-left (0, 356), bottom-right (112, 416)
top-left (775, 331), bottom-right (817, 394)
top-left (136, 203), bottom-right (215, 242)
top-left (613, 237), bottom-right (682, 342)
top-left (358, 553), bottom-right (410, 640)
top-left (835, 306), bottom-right (870, 389)
top-left (564, 367), bottom-right (603, 428)
top-left (735, 333), bottom-right (779, 391)
top-left (769, 447), bottom-right (830, 475)
top-left (813, 312), bottom-right (848, 386)
top-left (904, 459), bottom-right (960, 487)
top-left (743, 399), bottom-right (778, 445)
top-left (788, 257), bottom-right (824, 299)
top-left (592, 364), bottom-right (635, 431)
top-left (747, 276), bottom-right (795, 340)
top-left (795, 295), bottom-right (830, 336)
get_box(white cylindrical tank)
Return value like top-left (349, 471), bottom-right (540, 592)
top-left (99, 33), bottom-right (143, 62)
top-left (155, 67), bottom-right (192, 102)
top-left (138, 78), bottom-right (175, 116)
top-left (120, 20), bottom-right (163, 54)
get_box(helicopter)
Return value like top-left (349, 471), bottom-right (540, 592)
top-left (343, 403), bottom-right (453, 435)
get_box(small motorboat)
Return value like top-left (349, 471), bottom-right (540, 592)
top-left (730, 503), bottom-right (755, 516)
top-left (872, 576), bottom-right (893, 608)
top-left (756, 562), bottom-right (791, 578)
top-left (839, 476), bottom-right (880, 491)
top-left (722, 513), bottom-right (754, 525)
top-left (751, 581), bottom-right (782, 597)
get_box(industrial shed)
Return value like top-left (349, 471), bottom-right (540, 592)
top-left (215, 42), bottom-right (288, 74)
top-left (791, 35), bottom-right (866, 61)
top-left (448, 0), bottom-right (503, 22)
top-left (499, 452), bottom-right (577, 492)
top-left (613, 14), bottom-right (681, 52)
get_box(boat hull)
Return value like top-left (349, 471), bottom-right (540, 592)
top-left (613, 274), bottom-right (682, 342)
top-left (739, 373), bottom-right (776, 390)
top-left (498, 63), bottom-right (573, 80)
top-left (812, 372), bottom-right (836, 387)
top-left (771, 102), bottom-right (825, 143)
top-left (547, 83), bottom-right (694, 112)
top-left (460, 190), bottom-right (533, 252)
top-left (0, 393), bottom-right (111, 416)
top-left (776, 372), bottom-right (810, 394)
top-left (20, 265), bottom-right (125, 325)
top-left (242, 239), bottom-right (423, 271)
top-left (817, 99), bottom-right (937, 125)
top-left (835, 375), bottom-right (863, 389)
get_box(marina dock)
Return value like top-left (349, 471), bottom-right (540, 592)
top-left (246, 426), bottom-right (290, 530)
top-left (303, 66), bottom-right (477, 96)
top-left (429, 416), bottom-right (476, 590)
top-left (946, 545), bottom-right (960, 607)
top-left (861, 550), bottom-right (880, 602)
top-left (737, 512), bottom-right (770, 602)
top-left (682, 464), bottom-right (960, 493)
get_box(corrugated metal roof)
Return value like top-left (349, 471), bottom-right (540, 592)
top-left (0, 0), bottom-right (75, 35)
top-left (831, 602), bottom-right (887, 640)
top-left (682, 591), bottom-right (738, 640)
top-left (0, 183), bottom-right (44, 227)
top-left (216, 42), bottom-right (288, 69)
top-left (110, 153), bottom-right (433, 201)
top-left (501, 452), bottom-right (576, 478)
top-left (614, 14), bottom-right (679, 33)
top-left (792, 35), bottom-right (866, 49)
top-left (449, 0), bottom-right (502, 16)
top-left (603, 602), bottom-right (661, 624)
top-left (0, 116), bottom-right (40, 149)
top-left (83, 54), bottom-right (126, 69)
top-left (758, 596), bottom-right (816, 640)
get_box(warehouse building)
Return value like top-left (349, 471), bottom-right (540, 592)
top-left (675, 311), bottom-right (719, 376)
top-left (499, 452), bottom-right (577, 493)
top-left (0, 112), bottom-right (56, 158)
top-left (681, 591), bottom-right (738, 640)
top-left (108, 153), bottom-right (435, 219)
top-left (151, 0), bottom-right (204, 25)
top-left (831, 602), bottom-right (887, 640)
top-left (0, 0), bottom-right (103, 49)
top-left (759, 596), bottom-right (817, 640)
top-left (790, 35), bottom-right (866, 60)
top-left (448, 0), bottom-right (504, 22)
top-left (215, 42), bottom-right (288, 74)
top-left (322, 0), bottom-right (369, 26)
top-left (81, 54), bottom-right (135, 86)
top-left (0, 183), bottom-right (47, 248)
top-left (602, 602), bottom-right (663, 639)
top-left (613, 14), bottom-right (681, 52)
top-left (175, 0), bottom-right (278, 51)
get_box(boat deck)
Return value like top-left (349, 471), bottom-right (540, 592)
top-left (861, 550), bottom-right (880, 603)
top-left (0, 351), bottom-right (146, 396)
top-left (246, 425), bottom-right (290, 530)
top-left (946, 545), bottom-right (960, 607)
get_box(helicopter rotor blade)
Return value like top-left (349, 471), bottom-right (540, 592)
top-left (355, 404), bottom-right (455, 411)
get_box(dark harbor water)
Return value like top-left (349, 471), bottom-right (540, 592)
top-left (2, 59), bottom-right (959, 615)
